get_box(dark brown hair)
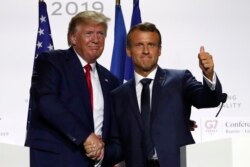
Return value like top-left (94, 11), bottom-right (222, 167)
top-left (126, 22), bottom-right (162, 47)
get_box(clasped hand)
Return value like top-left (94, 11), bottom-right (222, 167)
top-left (83, 133), bottom-right (104, 161)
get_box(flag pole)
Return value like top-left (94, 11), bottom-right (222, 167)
top-left (111, 0), bottom-right (127, 84)
top-left (116, 0), bottom-right (120, 5)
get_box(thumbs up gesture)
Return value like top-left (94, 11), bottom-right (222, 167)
top-left (198, 46), bottom-right (214, 80)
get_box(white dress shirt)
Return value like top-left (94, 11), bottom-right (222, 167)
top-left (75, 51), bottom-right (104, 137)
top-left (76, 52), bottom-right (104, 167)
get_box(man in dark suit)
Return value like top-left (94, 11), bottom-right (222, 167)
top-left (25, 11), bottom-right (120, 167)
top-left (105, 22), bottom-right (223, 167)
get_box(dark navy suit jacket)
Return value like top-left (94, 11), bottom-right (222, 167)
top-left (25, 47), bottom-right (120, 167)
top-left (106, 67), bottom-right (223, 167)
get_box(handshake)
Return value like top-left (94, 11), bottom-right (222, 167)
top-left (83, 133), bottom-right (105, 161)
top-left (83, 120), bottom-right (198, 161)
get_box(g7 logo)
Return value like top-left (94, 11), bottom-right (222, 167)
top-left (205, 120), bottom-right (218, 129)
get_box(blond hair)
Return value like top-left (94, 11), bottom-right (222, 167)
top-left (67, 11), bottom-right (110, 46)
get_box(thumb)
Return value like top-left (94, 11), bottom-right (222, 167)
top-left (200, 46), bottom-right (205, 53)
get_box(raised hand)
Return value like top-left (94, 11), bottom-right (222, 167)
top-left (198, 46), bottom-right (214, 80)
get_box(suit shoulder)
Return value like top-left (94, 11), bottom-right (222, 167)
top-left (111, 80), bottom-right (132, 95)
top-left (36, 49), bottom-right (73, 71)
top-left (157, 68), bottom-right (196, 85)
top-left (97, 64), bottom-right (117, 79)
top-left (163, 68), bottom-right (187, 74)
top-left (38, 49), bottom-right (68, 62)
top-left (96, 63), bottom-right (120, 85)
top-left (36, 50), bottom-right (68, 64)
top-left (163, 68), bottom-right (192, 77)
top-left (96, 63), bottom-right (111, 74)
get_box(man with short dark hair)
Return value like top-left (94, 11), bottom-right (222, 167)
top-left (105, 22), bottom-right (223, 167)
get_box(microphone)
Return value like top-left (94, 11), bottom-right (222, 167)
top-left (215, 93), bottom-right (228, 117)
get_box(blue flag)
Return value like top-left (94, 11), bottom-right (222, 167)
top-left (110, 3), bottom-right (127, 84)
top-left (111, 0), bottom-right (142, 83)
top-left (124, 0), bottom-right (142, 81)
top-left (130, 0), bottom-right (142, 26)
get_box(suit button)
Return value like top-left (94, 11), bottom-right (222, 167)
top-left (66, 134), bottom-right (76, 142)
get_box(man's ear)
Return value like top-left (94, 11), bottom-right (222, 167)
top-left (126, 47), bottom-right (132, 57)
top-left (69, 33), bottom-right (77, 46)
top-left (158, 45), bottom-right (162, 57)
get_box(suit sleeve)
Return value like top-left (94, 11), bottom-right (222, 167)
top-left (34, 52), bottom-right (92, 146)
top-left (183, 70), bottom-right (223, 108)
top-left (102, 92), bottom-right (124, 166)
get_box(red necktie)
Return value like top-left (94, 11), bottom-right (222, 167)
top-left (84, 64), bottom-right (93, 111)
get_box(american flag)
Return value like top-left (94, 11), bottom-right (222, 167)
top-left (34, 0), bottom-right (54, 60)
top-left (26, 0), bottom-right (53, 130)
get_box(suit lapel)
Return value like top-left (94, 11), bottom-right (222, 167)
top-left (66, 48), bottom-right (94, 126)
top-left (96, 63), bottom-right (111, 139)
top-left (151, 67), bottom-right (167, 121)
top-left (127, 80), bottom-right (144, 130)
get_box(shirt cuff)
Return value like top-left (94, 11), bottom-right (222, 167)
top-left (94, 157), bottom-right (103, 167)
top-left (203, 72), bottom-right (216, 91)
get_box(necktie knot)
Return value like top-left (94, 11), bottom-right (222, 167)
top-left (140, 78), bottom-right (152, 86)
top-left (84, 64), bottom-right (92, 72)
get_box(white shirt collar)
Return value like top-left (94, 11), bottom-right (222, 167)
top-left (134, 66), bottom-right (158, 85)
top-left (74, 49), bottom-right (96, 72)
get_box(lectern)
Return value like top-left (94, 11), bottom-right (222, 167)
top-left (180, 137), bottom-right (250, 167)
top-left (0, 143), bottom-right (29, 167)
